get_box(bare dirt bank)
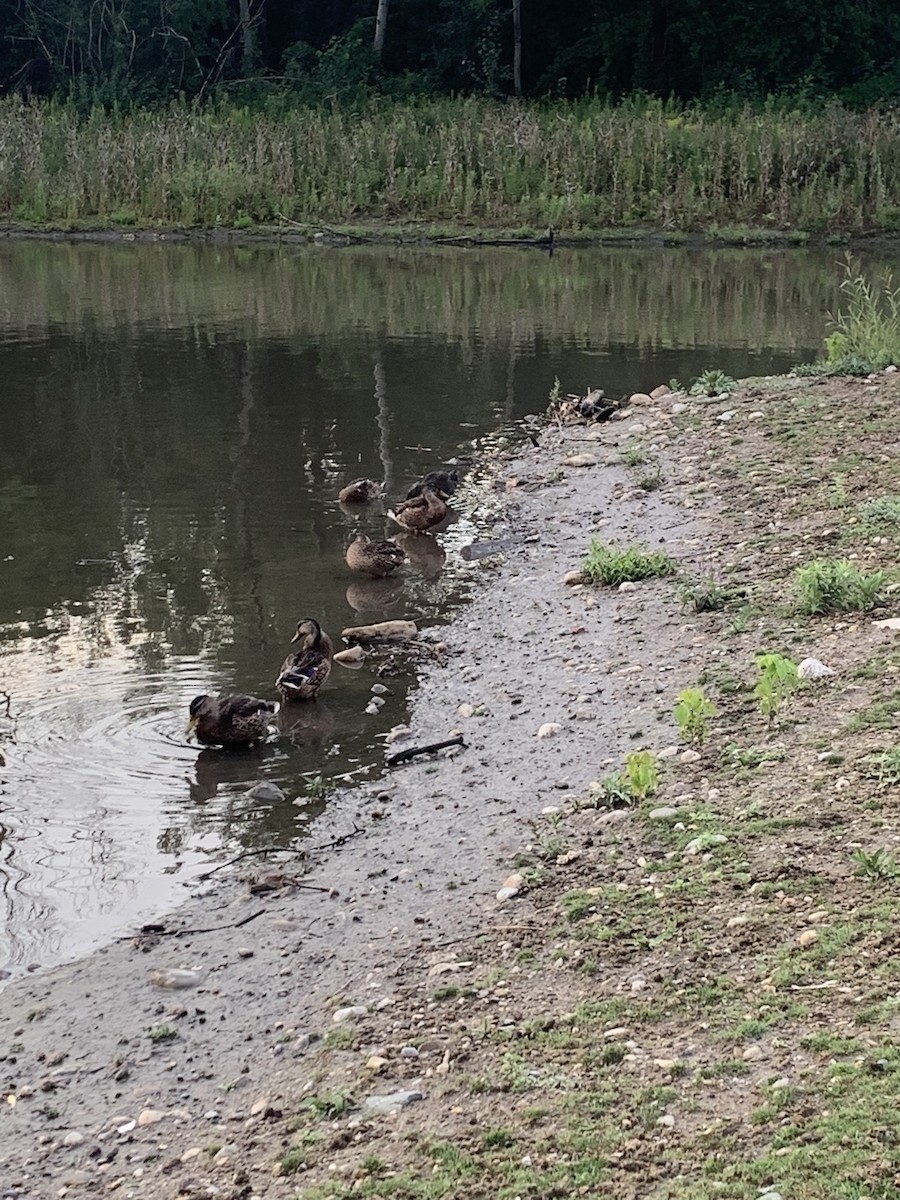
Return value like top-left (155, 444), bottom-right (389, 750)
top-left (4, 371), bottom-right (900, 1199)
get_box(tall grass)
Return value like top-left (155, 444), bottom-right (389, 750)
top-left (824, 259), bottom-right (900, 370)
top-left (3, 95), bottom-right (900, 232)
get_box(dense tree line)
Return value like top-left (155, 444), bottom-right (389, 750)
top-left (2, 0), bottom-right (900, 107)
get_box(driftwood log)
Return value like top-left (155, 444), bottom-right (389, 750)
top-left (342, 620), bottom-right (418, 643)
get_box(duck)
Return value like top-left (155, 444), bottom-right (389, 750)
top-left (387, 485), bottom-right (448, 535)
top-left (345, 534), bottom-right (406, 578)
top-left (187, 694), bottom-right (276, 749)
top-left (405, 469), bottom-right (459, 500)
top-left (338, 478), bottom-right (381, 504)
top-left (275, 618), bottom-right (334, 702)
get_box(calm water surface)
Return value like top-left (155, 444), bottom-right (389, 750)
top-left (0, 241), bottom-right (883, 977)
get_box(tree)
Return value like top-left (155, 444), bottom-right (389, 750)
top-left (374, 0), bottom-right (389, 57)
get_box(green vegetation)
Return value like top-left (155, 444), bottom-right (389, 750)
top-left (754, 653), bottom-right (799, 725)
top-left (581, 539), bottom-right (676, 586)
top-left (674, 688), bottom-right (717, 746)
top-left (823, 262), bottom-right (900, 372)
top-left (147, 1024), bottom-right (179, 1042)
top-left (795, 558), bottom-right (885, 614)
top-left (7, 97), bottom-right (900, 234)
top-left (689, 369), bottom-right (736, 397)
top-left (624, 750), bottom-right (659, 800)
top-left (679, 576), bottom-right (735, 612)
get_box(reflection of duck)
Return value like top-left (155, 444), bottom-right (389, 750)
top-left (392, 531), bottom-right (446, 581)
top-left (338, 478), bottom-right (381, 504)
top-left (345, 576), bottom-right (406, 614)
top-left (276, 701), bottom-right (336, 749)
top-left (406, 470), bottom-right (459, 500)
top-left (345, 534), bottom-right (405, 578)
top-left (189, 746), bottom-right (265, 802)
top-left (187, 695), bottom-right (276, 749)
top-left (388, 486), bottom-right (448, 534)
top-left (275, 618), bottom-right (334, 702)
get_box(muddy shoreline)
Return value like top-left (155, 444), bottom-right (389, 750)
top-left (0, 387), bottom-right (706, 1194)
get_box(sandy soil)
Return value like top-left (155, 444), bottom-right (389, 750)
top-left (5, 370), bottom-right (900, 1200)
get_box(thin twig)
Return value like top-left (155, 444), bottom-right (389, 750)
top-left (386, 735), bottom-right (466, 767)
top-left (122, 909), bottom-right (266, 940)
top-left (196, 846), bottom-right (306, 881)
top-left (309, 823), bottom-right (366, 852)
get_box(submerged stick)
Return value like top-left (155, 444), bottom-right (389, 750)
top-left (386, 734), bottom-right (466, 767)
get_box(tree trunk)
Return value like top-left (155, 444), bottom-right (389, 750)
top-left (238, 0), bottom-right (253, 74)
top-left (374, 0), bottom-right (389, 58)
top-left (512, 0), bottom-right (522, 97)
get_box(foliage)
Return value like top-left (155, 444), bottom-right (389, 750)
top-left (860, 748), bottom-right (900, 789)
top-left (674, 688), bottom-right (717, 746)
top-left (581, 539), bottom-right (676, 586)
top-left (624, 750), bottom-right (659, 801)
top-left (853, 847), bottom-right (899, 879)
top-left (586, 773), bottom-right (635, 809)
top-left (824, 260), bottom-right (900, 372)
top-left (689, 369), bottom-right (736, 397)
top-left (679, 576), bottom-right (737, 612)
top-left (754, 653), bottom-right (799, 725)
top-left (795, 558), bottom-right (885, 614)
top-left (8, 97), bottom-right (900, 233)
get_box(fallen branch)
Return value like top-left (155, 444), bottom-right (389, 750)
top-left (310, 823), bottom-right (366, 852)
top-left (196, 846), bottom-right (307, 881)
top-left (125, 908), bottom-right (266, 939)
top-left (386, 734), bottom-right (466, 767)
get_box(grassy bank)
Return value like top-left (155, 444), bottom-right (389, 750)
top-left (3, 96), bottom-right (900, 236)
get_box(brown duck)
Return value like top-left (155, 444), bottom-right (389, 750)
top-left (275, 618), bottom-right (334, 702)
top-left (345, 535), bottom-right (406, 578)
top-left (387, 485), bottom-right (448, 535)
top-left (187, 695), bottom-right (276, 749)
top-left (338, 478), bottom-right (381, 504)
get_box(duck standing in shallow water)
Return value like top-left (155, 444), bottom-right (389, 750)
top-left (275, 618), bottom-right (334, 702)
top-left (405, 469), bottom-right (458, 500)
top-left (388, 485), bottom-right (448, 535)
top-left (187, 695), bottom-right (276, 749)
top-left (345, 534), bottom-right (406, 578)
top-left (338, 478), bottom-right (381, 504)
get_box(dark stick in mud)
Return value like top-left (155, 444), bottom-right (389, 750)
top-left (386, 734), bottom-right (466, 767)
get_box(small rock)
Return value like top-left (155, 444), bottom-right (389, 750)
top-left (680, 749), bottom-right (702, 763)
top-left (797, 656), bottom-right (835, 680)
top-left (563, 569), bottom-right (586, 586)
top-left (657, 746), bottom-right (679, 759)
top-left (629, 392), bottom-right (654, 406)
top-left (333, 1005), bottom-right (368, 1024)
top-left (457, 703), bottom-right (475, 718)
top-left (808, 910), bottom-right (829, 924)
top-left (250, 1098), bottom-right (270, 1116)
top-left (116, 1120), bottom-right (136, 1134)
top-left (496, 886), bottom-right (520, 902)
top-left (618, 581), bottom-right (637, 592)
top-left (333, 645), bottom-right (365, 665)
top-left (371, 683), bottom-right (388, 695)
top-left (684, 833), bottom-right (728, 856)
top-left (400, 1046), bottom-right (420, 1059)
top-left (63, 1131), bottom-right (84, 1147)
top-left (365, 701), bottom-right (381, 715)
top-left (149, 967), bottom-right (203, 990)
top-left (742, 1044), bottom-right (765, 1062)
top-left (562, 454), bottom-right (597, 467)
top-left (649, 807), bottom-right (679, 821)
top-left (726, 915), bottom-right (749, 929)
top-left (180, 1147), bottom-right (202, 1163)
top-left (873, 617), bottom-right (900, 630)
top-left (137, 1109), bottom-right (163, 1126)
top-left (363, 1090), bottom-right (424, 1115)
top-left (653, 1058), bottom-right (679, 1071)
top-left (243, 781), bottom-right (285, 803)
top-left (597, 809), bottom-right (630, 826)
top-left (650, 385), bottom-right (671, 400)
top-left (718, 410), bottom-right (735, 422)
top-left (627, 422), bottom-right (648, 434)
top-left (62, 1169), bottom-right (92, 1186)
top-left (771, 1077), bottom-right (790, 1091)
top-left (797, 929), bottom-right (819, 948)
top-left (536, 722), bottom-right (562, 739)
top-left (656, 1113), bottom-right (675, 1128)
top-left (671, 402), bottom-right (688, 415)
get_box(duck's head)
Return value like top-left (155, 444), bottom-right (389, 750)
top-left (291, 618), bottom-right (323, 647)
top-left (187, 694), bottom-right (211, 734)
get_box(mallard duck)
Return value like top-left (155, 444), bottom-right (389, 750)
top-left (187, 694), bottom-right (276, 749)
top-left (345, 534), bottom-right (406, 578)
top-left (275, 618), bottom-right (334, 702)
top-left (338, 478), bottom-right (381, 504)
top-left (387, 486), bottom-right (448, 535)
top-left (406, 469), bottom-right (459, 500)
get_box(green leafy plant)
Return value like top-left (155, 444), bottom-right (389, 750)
top-left (824, 260), bottom-right (900, 372)
top-left (586, 773), bottom-right (635, 808)
top-left (853, 847), bottom-right (899, 879)
top-left (674, 687), bottom-right (717, 746)
top-left (860, 748), bottom-right (900, 789)
top-left (795, 558), bottom-right (885, 614)
top-left (147, 1024), bottom-right (179, 1042)
top-left (624, 750), bottom-right (659, 800)
top-left (689, 368), bottom-right (736, 397)
top-left (581, 539), bottom-right (677, 586)
top-left (299, 1090), bottom-right (354, 1120)
top-left (679, 575), bottom-right (741, 612)
top-left (303, 773), bottom-right (330, 799)
top-left (858, 496), bottom-right (900, 527)
top-left (754, 653), bottom-right (799, 725)
top-left (619, 446), bottom-right (647, 467)
top-left (827, 473), bottom-right (851, 509)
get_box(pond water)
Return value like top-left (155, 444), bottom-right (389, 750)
top-left (0, 240), bottom-right (881, 978)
